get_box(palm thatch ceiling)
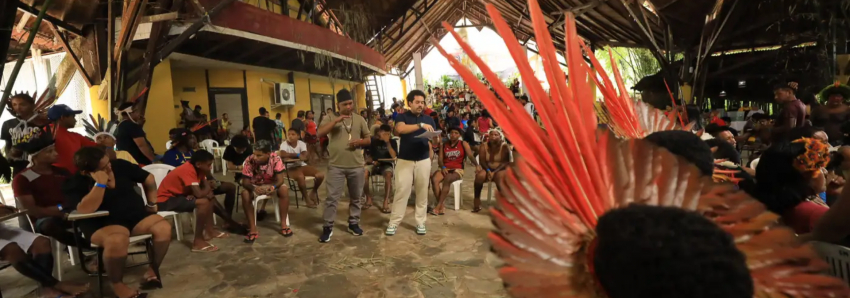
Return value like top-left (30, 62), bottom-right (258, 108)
top-left (342, 0), bottom-right (666, 71)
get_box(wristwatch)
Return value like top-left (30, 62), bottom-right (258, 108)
top-left (419, 123), bottom-right (424, 128)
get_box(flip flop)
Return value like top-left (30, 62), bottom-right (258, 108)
top-left (191, 244), bottom-right (219, 253)
top-left (471, 207), bottom-right (482, 213)
top-left (380, 207), bottom-right (391, 214)
top-left (244, 233), bottom-right (259, 244)
top-left (139, 275), bottom-right (163, 290)
top-left (279, 227), bottom-right (294, 237)
top-left (211, 231), bottom-right (229, 239)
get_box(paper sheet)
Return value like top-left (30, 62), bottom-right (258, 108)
top-left (416, 130), bottom-right (442, 139)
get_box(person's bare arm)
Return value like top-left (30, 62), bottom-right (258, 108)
top-left (279, 150), bottom-right (299, 159)
top-left (19, 195), bottom-right (63, 219)
top-left (76, 171), bottom-right (109, 213)
top-left (318, 115), bottom-right (344, 138)
top-left (274, 172), bottom-right (285, 190)
top-left (387, 139), bottom-right (397, 159)
top-left (463, 141), bottom-right (479, 168)
top-left (133, 137), bottom-right (155, 162)
top-left (395, 121), bottom-right (433, 135)
top-left (438, 141), bottom-right (445, 169)
top-left (479, 145), bottom-right (490, 171)
top-left (142, 174), bottom-right (158, 211)
top-left (226, 161), bottom-right (241, 170)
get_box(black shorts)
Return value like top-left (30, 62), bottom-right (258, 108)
top-left (157, 196), bottom-right (198, 213)
top-left (372, 163), bottom-right (394, 176)
top-left (78, 213), bottom-right (150, 240)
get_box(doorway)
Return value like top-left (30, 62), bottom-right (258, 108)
top-left (311, 93), bottom-right (334, 116)
top-left (209, 88), bottom-right (248, 138)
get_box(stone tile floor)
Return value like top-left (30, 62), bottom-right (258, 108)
top-left (0, 160), bottom-right (507, 298)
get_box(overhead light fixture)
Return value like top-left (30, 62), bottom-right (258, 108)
top-left (720, 90), bottom-right (727, 97)
top-left (738, 80), bottom-right (746, 88)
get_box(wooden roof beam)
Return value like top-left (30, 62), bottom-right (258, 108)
top-left (156, 0), bottom-right (240, 61)
top-left (16, 1), bottom-right (83, 36)
top-left (47, 22), bottom-right (91, 87)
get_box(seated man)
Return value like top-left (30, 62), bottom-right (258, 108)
top-left (473, 129), bottom-right (510, 212)
top-left (222, 135), bottom-right (252, 214)
top-left (431, 126), bottom-right (479, 215)
top-left (161, 129), bottom-right (242, 232)
top-left (240, 140), bottom-right (291, 243)
top-left (0, 203), bottom-right (88, 297)
top-left (363, 124), bottom-right (397, 213)
top-left (157, 150), bottom-right (234, 252)
top-left (63, 147), bottom-right (171, 298)
top-left (12, 137), bottom-right (77, 247)
top-left (94, 130), bottom-right (137, 164)
top-left (279, 128), bottom-right (324, 208)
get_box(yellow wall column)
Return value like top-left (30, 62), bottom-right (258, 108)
top-left (89, 85), bottom-right (109, 119)
top-left (145, 59), bottom-right (177, 153)
top-left (355, 83), bottom-right (366, 111)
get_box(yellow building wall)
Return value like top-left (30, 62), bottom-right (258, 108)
top-left (146, 59), bottom-right (177, 154)
top-left (89, 85), bottom-right (109, 119)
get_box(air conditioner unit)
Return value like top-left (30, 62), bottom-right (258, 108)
top-left (273, 83), bottom-right (296, 107)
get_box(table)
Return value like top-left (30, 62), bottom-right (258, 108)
top-left (377, 158), bottom-right (396, 162)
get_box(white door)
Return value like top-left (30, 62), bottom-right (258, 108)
top-left (214, 93), bottom-right (244, 137)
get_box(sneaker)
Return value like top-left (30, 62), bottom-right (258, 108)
top-left (385, 225), bottom-right (397, 236)
top-left (416, 225), bottom-right (426, 235)
top-left (348, 224), bottom-right (363, 236)
top-left (319, 227), bottom-right (333, 243)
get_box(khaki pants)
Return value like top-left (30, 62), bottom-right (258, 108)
top-left (389, 158), bottom-right (432, 227)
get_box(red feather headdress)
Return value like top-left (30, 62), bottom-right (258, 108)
top-left (432, 1), bottom-right (850, 297)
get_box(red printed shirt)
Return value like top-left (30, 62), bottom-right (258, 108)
top-left (241, 152), bottom-right (285, 185)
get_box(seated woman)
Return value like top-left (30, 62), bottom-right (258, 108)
top-left (279, 128), bottom-right (324, 208)
top-left (755, 138), bottom-right (831, 235)
top-left (63, 147), bottom-right (172, 298)
top-left (473, 129), bottom-right (511, 212)
top-left (240, 140), bottom-right (291, 243)
top-left (0, 204), bottom-right (89, 297)
top-left (431, 126), bottom-right (479, 215)
top-left (160, 129), bottom-right (195, 167)
top-left (363, 124), bottom-right (397, 213)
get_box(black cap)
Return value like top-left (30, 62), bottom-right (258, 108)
top-left (336, 89), bottom-right (352, 103)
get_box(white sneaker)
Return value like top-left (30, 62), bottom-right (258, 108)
top-left (385, 225), bottom-right (398, 236)
top-left (415, 225), bottom-right (426, 235)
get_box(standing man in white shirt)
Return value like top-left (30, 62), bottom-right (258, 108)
top-left (520, 95), bottom-right (535, 118)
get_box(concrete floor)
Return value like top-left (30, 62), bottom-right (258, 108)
top-left (0, 160), bottom-right (507, 298)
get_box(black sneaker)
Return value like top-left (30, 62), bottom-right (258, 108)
top-left (348, 224), bottom-right (363, 236)
top-left (319, 227), bottom-right (333, 243)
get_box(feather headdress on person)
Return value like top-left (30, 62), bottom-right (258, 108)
top-left (82, 114), bottom-right (119, 141)
top-left (432, 1), bottom-right (849, 297)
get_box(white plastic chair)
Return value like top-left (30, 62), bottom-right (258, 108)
top-left (812, 241), bottom-right (850, 284)
top-left (14, 197), bottom-right (77, 281)
top-left (449, 180), bottom-right (462, 211)
top-left (165, 141), bottom-right (172, 150)
top-left (253, 194), bottom-right (288, 227)
top-left (749, 158), bottom-right (760, 171)
top-left (200, 139), bottom-right (219, 152)
top-left (140, 164), bottom-right (187, 241)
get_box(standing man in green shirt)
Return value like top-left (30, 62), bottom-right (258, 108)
top-left (317, 89), bottom-right (371, 243)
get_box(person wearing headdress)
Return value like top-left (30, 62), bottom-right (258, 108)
top-left (83, 114), bottom-right (137, 165)
top-left (811, 81), bottom-right (850, 146)
top-left (431, 1), bottom-right (850, 297)
top-left (1, 91), bottom-right (53, 176)
top-left (472, 128), bottom-right (510, 213)
top-left (47, 104), bottom-right (97, 173)
top-left (317, 89), bottom-right (370, 242)
top-left (114, 102), bottom-right (156, 165)
top-left (12, 132), bottom-right (79, 249)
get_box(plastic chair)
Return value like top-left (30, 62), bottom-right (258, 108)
top-left (253, 194), bottom-right (288, 227)
top-left (449, 180), bottom-right (462, 211)
top-left (812, 241), bottom-right (850, 284)
top-left (285, 175), bottom-right (315, 208)
top-left (141, 164), bottom-right (189, 241)
top-left (165, 140), bottom-right (172, 150)
top-left (200, 139), bottom-right (219, 152)
top-left (749, 158), bottom-right (760, 171)
top-left (14, 197), bottom-right (78, 281)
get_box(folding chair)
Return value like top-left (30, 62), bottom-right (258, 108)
top-left (284, 172), bottom-right (315, 209)
top-left (14, 197), bottom-right (80, 281)
top-left (67, 211), bottom-right (161, 297)
top-left (140, 164), bottom-right (192, 241)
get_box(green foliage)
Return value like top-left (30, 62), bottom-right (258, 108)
top-left (594, 47), bottom-right (661, 89)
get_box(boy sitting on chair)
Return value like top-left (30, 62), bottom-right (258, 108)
top-left (241, 140), bottom-right (291, 243)
top-left (279, 128), bottom-right (324, 208)
top-left (363, 124), bottom-right (398, 214)
top-left (63, 147), bottom-right (172, 298)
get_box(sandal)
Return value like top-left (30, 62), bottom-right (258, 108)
top-left (471, 207), bottom-right (482, 213)
top-left (380, 207), bottom-right (391, 214)
top-left (139, 275), bottom-right (162, 290)
top-left (244, 233), bottom-right (259, 244)
top-left (191, 244), bottom-right (219, 253)
top-left (211, 231), bottom-right (229, 239)
top-left (279, 227), bottom-right (294, 237)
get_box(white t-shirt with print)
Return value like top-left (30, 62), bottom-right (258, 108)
top-left (280, 140), bottom-right (307, 168)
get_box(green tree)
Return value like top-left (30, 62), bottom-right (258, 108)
top-left (594, 47), bottom-right (660, 89)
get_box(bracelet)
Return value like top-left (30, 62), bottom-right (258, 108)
top-left (442, 166), bottom-right (447, 169)
top-left (94, 182), bottom-right (107, 188)
top-left (145, 202), bottom-right (157, 208)
top-left (57, 204), bottom-right (63, 211)
top-left (487, 169), bottom-right (491, 172)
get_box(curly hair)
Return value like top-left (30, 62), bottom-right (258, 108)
top-left (755, 141), bottom-right (815, 214)
top-left (594, 204), bottom-right (753, 298)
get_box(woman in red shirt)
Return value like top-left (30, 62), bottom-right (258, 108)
top-left (430, 126), bottom-right (479, 215)
top-left (754, 137), bottom-right (831, 235)
top-left (303, 111), bottom-right (319, 162)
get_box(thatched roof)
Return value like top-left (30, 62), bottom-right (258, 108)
top-left (361, 0), bottom-right (665, 70)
